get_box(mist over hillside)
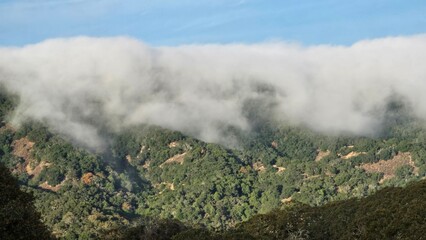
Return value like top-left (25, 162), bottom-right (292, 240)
top-left (0, 35), bottom-right (425, 150)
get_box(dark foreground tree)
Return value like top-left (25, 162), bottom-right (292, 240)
top-left (104, 218), bottom-right (189, 240)
top-left (0, 163), bottom-right (53, 240)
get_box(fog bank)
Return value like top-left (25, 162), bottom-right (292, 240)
top-left (0, 35), bottom-right (425, 149)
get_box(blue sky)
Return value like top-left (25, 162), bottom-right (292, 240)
top-left (1, 0), bottom-right (426, 46)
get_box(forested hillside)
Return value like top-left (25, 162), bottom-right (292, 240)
top-left (1, 87), bottom-right (426, 239)
top-left (107, 178), bottom-right (426, 239)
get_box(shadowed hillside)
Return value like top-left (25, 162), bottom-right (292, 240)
top-left (0, 163), bottom-right (53, 240)
top-left (110, 179), bottom-right (426, 240)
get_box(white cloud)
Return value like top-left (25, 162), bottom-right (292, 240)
top-left (0, 35), bottom-right (425, 149)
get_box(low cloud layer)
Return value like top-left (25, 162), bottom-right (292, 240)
top-left (0, 35), bottom-right (425, 149)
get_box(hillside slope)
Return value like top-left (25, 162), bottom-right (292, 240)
top-left (126, 179), bottom-right (426, 240)
top-left (0, 88), bottom-right (426, 238)
top-left (228, 179), bottom-right (426, 239)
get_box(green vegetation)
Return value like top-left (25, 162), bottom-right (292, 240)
top-left (0, 88), bottom-right (426, 239)
top-left (112, 179), bottom-right (426, 239)
top-left (0, 163), bottom-right (53, 240)
top-left (229, 178), bottom-right (426, 239)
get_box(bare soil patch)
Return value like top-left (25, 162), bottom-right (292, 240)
top-left (82, 172), bottom-right (95, 184)
top-left (168, 141), bottom-right (180, 148)
top-left (315, 150), bottom-right (331, 161)
top-left (160, 152), bottom-right (187, 168)
top-left (273, 164), bottom-right (286, 173)
top-left (340, 151), bottom-right (367, 159)
top-left (361, 152), bottom-right (418, 183)
top-left (252, 162), bottom-right (266, 172)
